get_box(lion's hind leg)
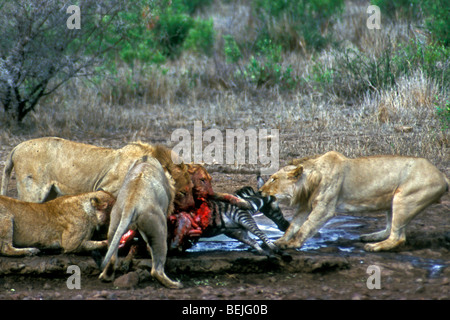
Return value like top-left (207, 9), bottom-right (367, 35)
top-left (364, 184), bottom-right (442, 252)
top-left (360, 209), bottom-right (392, 242)
top-left (139, 210), bottom-right (183, 289)
top-left (0, 214), bottom-right (40, 256)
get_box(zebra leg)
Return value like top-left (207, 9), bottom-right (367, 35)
top-left (235, 211), bottom-right (278, 253)
top-left (211, 192), bottom-right (252, 210)
top-left (224, 229), bottom-right (267, 255)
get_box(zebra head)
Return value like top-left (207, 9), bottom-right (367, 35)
top-left (235, 186), bottom-right (290, 232)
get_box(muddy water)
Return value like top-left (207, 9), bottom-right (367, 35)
top-left (187, 215), bottom-right (367, 253)
top-left (187, 215), bottom-right (449, 278)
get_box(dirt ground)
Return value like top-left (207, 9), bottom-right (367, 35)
top-left (0, 169), bottom-right (449, 301)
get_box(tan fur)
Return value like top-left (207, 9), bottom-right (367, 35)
top-left (0, 191), bottom-right (115, 256)
top-left (1, 137), bottom-right (194, 210)
top-left (98, 158), bottom-right (182, 289)
top-left (260, 151), bottom-right (449, 252)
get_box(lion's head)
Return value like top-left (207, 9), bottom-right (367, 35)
top-left (259, 156), bottom-right (322, 207)
top-left (258, 165), bottom-right (302, 203)
top-left (187, 164), bottom-right (214, 200)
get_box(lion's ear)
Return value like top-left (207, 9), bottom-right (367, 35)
top-left (187, 164), bottom-right (196, 174)
top-left (90, 197), bottom-right (107, 210)
top-left (290, 165), bottom-right (303, 178)
top-left (90, 197), bottom-right (100, 208)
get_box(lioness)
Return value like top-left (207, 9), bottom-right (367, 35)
top-left (99, 158), bottom-right (182, 289)
top-left (0, 191), bottom-right (115, 256)
top-left (1, 137), bottom-right (194, 210)
top-left (259, 151), bottom-right (449, 252)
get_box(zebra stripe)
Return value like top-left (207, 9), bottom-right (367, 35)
top-left (235, 186), bottom-right (289, 232)
top-left (201, 186), bottom-right (287, 255)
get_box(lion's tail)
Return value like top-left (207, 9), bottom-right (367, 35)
top-left (101, 208), bottom-right (136, 270)
top-left (1, 147), bottom-right (16, 196)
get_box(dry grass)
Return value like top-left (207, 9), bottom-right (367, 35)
top-left (0, 0), bottom-right (448, 175)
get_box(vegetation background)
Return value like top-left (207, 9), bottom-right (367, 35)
top-left (0, 0), bottom-right (448, 173)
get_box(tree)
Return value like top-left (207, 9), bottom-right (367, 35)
top-left (0, 0), bottom-right (130, 123)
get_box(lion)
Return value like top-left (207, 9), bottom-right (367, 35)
top-left (99, 158), bottom-right (182, 289)
top-left (187, 163), bottom-right (251, 208)
top-left (259, 151), bottom-right (449, 252)
top-left (1, 137), bottom-right (194, 210)
top-left (0, 190), bottom-right (115, 256)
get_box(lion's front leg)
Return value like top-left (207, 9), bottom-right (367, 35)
top-left (279, 205), bottom-right (335, 249)
top-left (275, 208), bottom-right (309, 249)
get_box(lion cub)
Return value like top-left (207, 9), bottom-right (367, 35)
top-left (99, 158), bottom-right (182, 289)
top-left (0, 191), bottom-right (115, 256)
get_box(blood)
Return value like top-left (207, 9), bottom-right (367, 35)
top-left (167, 197), bottom-right (212, 251)
top-left (119, 229), bottom-right (136, 249)
top-left (119, 165), bottom-right (215, 252)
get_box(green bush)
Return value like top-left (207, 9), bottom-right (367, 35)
top-left (394, 41), bottom-right (450, 84)
top-left (100, 0), bottom-right (215, 65)
top-left (223, 35), bottom-right (242, 64)
top-left (435, 99), bottom-right (450, 131)
top-left (253, 0), bottom-right (345, 51)
top-left (371, 0), bottom-right (422, 19)
top-left (421, 0), bottom-right (450, 46)
top-left (223, 37), bottom-right (297, 89)
top-left (184, 18), bottom-right (215, 56)
top-left (154, 11), bottom-right (194, 58)
top-left (245, 39), bottom-right (297, 88)
top-left (371, 0), bottom-right (449, 46)
top-left (309, 39), bottom-right (449, 98)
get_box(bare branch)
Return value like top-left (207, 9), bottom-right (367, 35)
top-left (0, 0), bottom-right (132, 122)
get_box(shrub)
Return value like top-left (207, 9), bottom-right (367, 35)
top-left (223, 35), bottom-right (242, 64)
top-left (222, 37), bottom-right (297, 89)
top-left (371, 0), bottom-right (422, 20)
top-left (421, 0), bottom-right (450, 46)
top-left (371, 0), bottom-right (449, 46)
top-left (244, 39), bottom-right (297, 89)
top-left (435, 99), bottom-right (450, 131)
top-left (154, 11), bottom-right (194, 58)
top-left (252, 0), bottom-right (345, 51)
top-left (105, 0), bottom-right (215, 64)
top-left (305, 38), bottom-right (449, 101)
top-left (184, 18), bottom-right (215, 56)
top-left (0, 0), bottom-right (130, 123)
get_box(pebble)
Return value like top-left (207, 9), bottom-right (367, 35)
top-left (351, 293), bottom-right (362, 300)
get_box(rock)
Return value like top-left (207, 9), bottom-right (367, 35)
top-left (351, 293), bottom-right (362, 300)
top-left (136, 269), bottom-right (151, 282)
top-left (113, 271), bottom-right (140, 289)
top-left (415, 285), bottom-right (426, 294)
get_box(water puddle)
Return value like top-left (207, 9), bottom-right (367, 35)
top-left (187, 214), bottom-right (448, 277)
top-left (392, 254), bottom-right (448, 278)
top-left (187, 215), bottom-right (366, 253)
